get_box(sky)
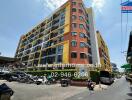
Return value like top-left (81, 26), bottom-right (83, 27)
top-left (0, 0), bottom-right (132, 71)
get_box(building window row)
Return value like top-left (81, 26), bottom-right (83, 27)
top-left (71, 32), bottom-right (77, 36)
top-left (72, 23), bottom-right (85, 29)
top-left (72, 2), bottom-right (82, 7)
top-left (71, 40), bottom-right (87, 48)
top-left (71, 52), bottom-right (88, 59)
top-left (80, 42), bottom-right (85, 48)
top-left (72, 15), bottom-right (84, 21)
top-left (71, 40), bottom-right (77, 47)
top-left (71, 32), bottom-right (88, 39)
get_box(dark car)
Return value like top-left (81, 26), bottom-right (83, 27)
top-left (12, 71), bottom-right (27, 77)
top-left (100, 71), bottom-right (114, 85)
top-left (5, 73), bottom-right (20, 82)
top-left (0, 72), bottom-right (6, 80)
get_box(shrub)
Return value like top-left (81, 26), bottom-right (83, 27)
top-left (26, 69), bottom-right (76, 79)
top-left (72, 77), bottom-right (88, 81)
top-left (90, 71), bottom-right (100, 84)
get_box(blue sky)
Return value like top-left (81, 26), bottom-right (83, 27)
top-left (0, 0), bottom-right (132, 70)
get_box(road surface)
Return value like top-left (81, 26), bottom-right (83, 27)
top-left (66, 77), bottom-right (132, 100)
top-left (0, 80), bottom-right (86, 100)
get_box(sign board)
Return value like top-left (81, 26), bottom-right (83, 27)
top-left (121, 1), bottom-right (132, 13)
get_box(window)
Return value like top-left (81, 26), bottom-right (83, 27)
top-left (88, 47), bottom-right (92, 54)
top-left (72, 2), bottom-right (76, 5)
top-left (71, 32), bottom-right (77, 36)
top-left (60, 20), bottom-right (65, 26)
top-left (79, 9), bottom-right (83, 14)
top-left (87, 25), bottom-right (90, 30)
top-left (60, 14), bottom-right (65, 20)
top-left (80, 33), bottom-right (85, 38)
top-left (80, 53), bottom-right (87, 59)
top-left (59, 36), bottom-right (64, 42)
top-left (88, 39), bottom-right (91, 45)
top-left (104, 59), bottom-right (106, 64)
top-left (79, 16), bottom-right (83, 21)
top-left (78, 3), bottom-right (82, 7)
top-left (80, 42), bottom-right (85, 48)
top-left (86, 14), bottom-right (89, 18)
top-left (88, 55), bottom-right (92, 64)
top-left (87, 20), bottom-right (89, 24)
top-left (71, 40), bottom-right (77, 47)
top-left (87, 33), bottom-right (90, 38)
top-left (72, 23), bottom-right (77, 28)
top-left (58, 45), bottom-right (63, 54)
top-left (71, 52), bottom-right (77, 58)
top-left (72, 15), bottom-right (77, 20)
top-left (59, 28), bottom-right (64, 34)
top-left (79, 24), bottom-right (84, 29)
top-left (72, 8), bottom-right (76, 12)
top-left (57, 55), bottom-right (62, 63)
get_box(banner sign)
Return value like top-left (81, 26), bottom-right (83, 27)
top-left (121, 1), bottom-right (132, 13)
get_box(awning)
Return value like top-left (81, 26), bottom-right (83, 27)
top-left (121, 64), bottom-right (132, 69)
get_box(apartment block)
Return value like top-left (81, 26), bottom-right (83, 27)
top-left (96, 31), bottom-right (111, 71)
top-left (15, 0), bottom-right (100, 67)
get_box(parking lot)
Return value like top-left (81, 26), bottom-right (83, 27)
top-left (0, 80), bottom-right (87, 100)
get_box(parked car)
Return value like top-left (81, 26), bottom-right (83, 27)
top-left (0, 83), bottom-right (14, 100)
top-left (100, 71), bottom-right (114, 85)
top-left (116, 75), bottom-right (122, 79)
top-left (125, 74), bottom-right (132, 83)
top-left (0, 70), bottom-right (10, 80)
top-left (0, 72), bottom-right (6, 80)
top-left (5, 73), bottom-right (20, 82)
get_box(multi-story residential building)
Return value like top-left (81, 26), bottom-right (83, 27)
top-left (15, 0), bottom-right (100, 67)
top-left (96, 31), bottom-right (111, 71)
top-left (127, 31), bottom-right (132, 65)
top-left (111, 62), bottom-right (119, 72)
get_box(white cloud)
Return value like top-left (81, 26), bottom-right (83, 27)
top-left (37, 0), bottom-right (68, 11)
top-left (91, 0), bottom-right (105, 13)
top-left (36, 0), bottom-right (105, 13)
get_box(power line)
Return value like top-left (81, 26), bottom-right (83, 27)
top-left (124, 9), bottom-right (129, 51)
top-left (121, 0), bottom-right (123, 53)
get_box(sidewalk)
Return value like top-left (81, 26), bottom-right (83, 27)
top-left (94, 84), bottom-right (108, 91)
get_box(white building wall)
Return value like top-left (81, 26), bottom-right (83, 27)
top-left (87, 7), bottom-right (100, 65)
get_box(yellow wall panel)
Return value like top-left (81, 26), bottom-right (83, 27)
top-left (63, 41), bottom-right (69, 63)
top-left (64, 3), bottom-right (70, 34)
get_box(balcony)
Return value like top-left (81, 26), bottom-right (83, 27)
top-left (51, 25), bottom-right (59, 31)
top-left (22, 56), bottom-right (29, 61)
top-left (33, 39), bottom-right (43, 47)
top-left (40, 28), bottom-right (45, 33)
top-left (50, 32), bottom-right (58, 39)
top-left (35, 52), bottom-right (40, 59)
top-left (47, 17), bottom-right (52, 24)
top-left (53, 13), bottom-right (60, 19)
top-left (29, 54), bottom-right (34, 60)
top-left (52, 19), bottom-right (60, 26)
top-left (39, 33), bottom-right (44, 38)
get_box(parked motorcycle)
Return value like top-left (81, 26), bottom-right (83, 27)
top-left (35, 76), bottom-right (47, 85)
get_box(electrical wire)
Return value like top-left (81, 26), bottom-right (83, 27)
top-left (121, 0), bottom-right (123, 53)
top-left (125, 8), bottom-right (129, 52)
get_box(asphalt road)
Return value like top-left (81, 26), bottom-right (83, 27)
top-left (66, 77), bottom-right (132, 100)
top-left (0, 80), bottom-right (86, 100)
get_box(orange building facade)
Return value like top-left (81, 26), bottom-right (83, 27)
top-left (15, 0), bottom-right (100, 67)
